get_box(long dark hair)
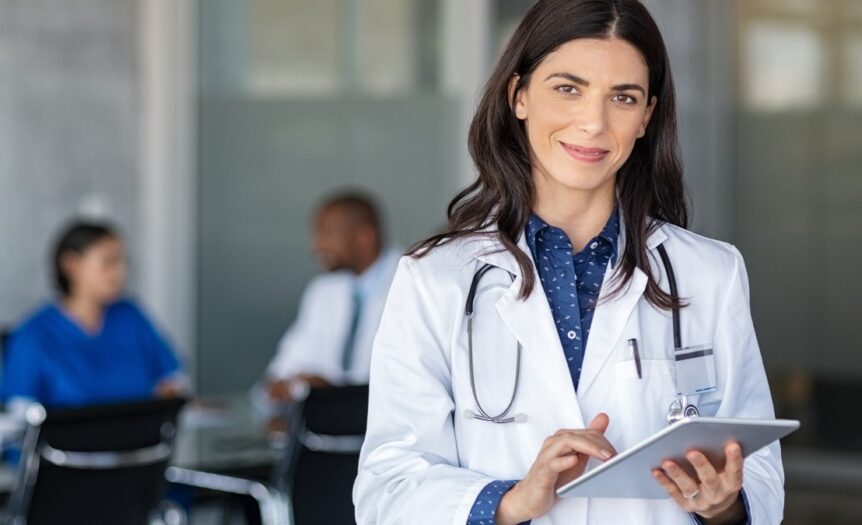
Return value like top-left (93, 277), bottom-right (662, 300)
top-left (407, 0), bottom-right (687, 309)
top-left (53, 221), bottom-right (119, 296)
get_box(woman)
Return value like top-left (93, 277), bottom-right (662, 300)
top-left (354, 1), bottom-right (783, 524)
top-left (2, 221), bottom-right (186, 411)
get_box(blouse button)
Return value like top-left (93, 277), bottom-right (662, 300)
top-left (567, 330), bottom-right (577, 340)
top-left (590, 242), bottom-right (599, 249)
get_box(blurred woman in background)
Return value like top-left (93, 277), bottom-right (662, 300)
top-left (1, 221), bottom-right (186, 412)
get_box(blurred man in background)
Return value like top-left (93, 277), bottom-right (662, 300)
top-left (260, 191), bottom-right (399, 403)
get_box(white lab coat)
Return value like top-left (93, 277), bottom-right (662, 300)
top-left (265, 248), bottom-right (401, 385)
top-left (354, 223), bottom-right (784, 524)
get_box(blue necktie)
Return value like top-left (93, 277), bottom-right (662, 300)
top-left (341, 286), bottom-right (363, 372)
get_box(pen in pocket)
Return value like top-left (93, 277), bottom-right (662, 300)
top-left (627, 338), bottom-right (642, 379)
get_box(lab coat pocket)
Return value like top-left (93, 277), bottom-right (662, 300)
top-left (610, 359), bottom-right (677, 446)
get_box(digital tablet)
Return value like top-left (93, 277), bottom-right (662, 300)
top-left (556, 417), bottom-right (800, 499)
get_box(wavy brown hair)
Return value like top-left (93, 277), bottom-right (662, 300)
top-left (408, 0), bottom-right (688, 309)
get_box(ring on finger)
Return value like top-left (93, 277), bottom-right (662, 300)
top-left (683, 489), bottom-right (700, 500)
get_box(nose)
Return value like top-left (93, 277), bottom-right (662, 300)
top-left (575, 96), bottom-right (607, 137)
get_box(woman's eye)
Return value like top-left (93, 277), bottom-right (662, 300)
top-left (555, 85), bottom-right (579, 96)
top-left (613, 94), bottom-right (638, 105)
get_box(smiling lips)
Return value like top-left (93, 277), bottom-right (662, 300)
top-left (561, 142), bottom-right (610, 163)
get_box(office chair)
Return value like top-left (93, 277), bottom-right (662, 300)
top-left (272, 384), bottom-right (369, 525)
top-left (3, 396), bottom-right (187, 525)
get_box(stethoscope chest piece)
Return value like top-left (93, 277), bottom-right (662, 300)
top-left (667, 397), bottom-right (700, 425)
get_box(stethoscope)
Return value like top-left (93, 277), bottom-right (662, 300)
top-left (462, 243), bottom-right (697, 425)
top-left (462, 263), bottom-right (526, 424)
top-left (656, 244), bottom-right (700, 425)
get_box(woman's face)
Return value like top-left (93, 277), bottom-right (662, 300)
top-left (63, 236), bottom-right (127, 303)
top-left (512, 37), bottom-right (656, 200)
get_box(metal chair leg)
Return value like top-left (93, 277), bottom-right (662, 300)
top-left (165, 466), bottom-right (293, 525)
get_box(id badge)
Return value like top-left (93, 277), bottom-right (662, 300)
top-left (673, 344), bottom-right (717, 396)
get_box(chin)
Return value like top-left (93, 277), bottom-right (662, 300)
top-left (549, 168), bottom-right (615, 193)
top-left (100, 292), bottom-right (123, 305)
top-left (321, 260), bottom-right (346, 272)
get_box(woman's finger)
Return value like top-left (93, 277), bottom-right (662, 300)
top-left (652, 469), bottom-right (691, 511)
top-left (551, 427), bottom-right (614, 450)
top-left (587, 412), bottom-right (610, 433)
top-left (686, 451), bottom-right (721, 495)
top-left (721, 442), bottom-right (744, 489)
top-left (661, 460), bottom-right (701, 501)
top-left (550, 430), bottom-right (617, 456)
top-left (547, 454), bottom-right (579, 473)
top-left (543, 432), bottom-right (615, 462)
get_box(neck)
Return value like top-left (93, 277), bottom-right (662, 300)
top-left (351, 246), bottom-right (383, 275)
top-left (62, 294), bottom-right (105, 333)
top-left (532, 177), bottom-right (616, 252)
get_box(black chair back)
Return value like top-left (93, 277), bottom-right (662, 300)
top-left (282, 384), bottom-right (369, 525)
top-left (302, 384), bottom-right (369, 436)
top-left (6, 397), bottom-right (186, 525)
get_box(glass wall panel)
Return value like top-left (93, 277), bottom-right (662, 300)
top-left (736, 1), bottom-right (862, 519)
top-left (742, 22), bottom-right (825, 111)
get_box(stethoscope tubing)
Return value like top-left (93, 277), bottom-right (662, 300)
top-left (465, 264), bottom-right (523, 424)
top-left (464, 242), bottom-right (684, 425)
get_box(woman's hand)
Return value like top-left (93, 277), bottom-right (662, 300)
top-left (652, 442), bottom-right (746, 524)
top-left (496, 413), bottom-right (616, 525)
top-left (154, 379), bottom-right (184, 399)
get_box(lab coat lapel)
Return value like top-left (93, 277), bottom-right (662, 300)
top-left (577, 225), bottom-right (668, 397)
top-left (475, 234), bottom-right (586, 427)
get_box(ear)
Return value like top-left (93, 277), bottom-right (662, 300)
top-left (508, 75), bottom-right (528, 120)
top-left (638, 96), bottom-right (657, 138)
top-left (60, 252), bottom-right (81, 280)
top-left (355, 224), bottom-right (376, 245)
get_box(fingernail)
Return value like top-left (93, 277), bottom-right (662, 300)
top-left (601, 449), bottom-right (612, 459)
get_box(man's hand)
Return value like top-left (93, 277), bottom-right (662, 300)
top-left (266, 374), bottom-right (332, 402)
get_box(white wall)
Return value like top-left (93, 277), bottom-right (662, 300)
top-left (0, 0), bottom-right (139, 324)
top-left (0, 0), bottom-right (198, 381)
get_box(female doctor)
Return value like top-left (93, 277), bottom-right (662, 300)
top-left (354, 0), bottom-right (783, 524)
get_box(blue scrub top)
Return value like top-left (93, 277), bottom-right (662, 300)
top-left (1, 299), bottom-right (181, 408)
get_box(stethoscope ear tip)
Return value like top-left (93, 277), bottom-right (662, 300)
top-left (512, 413), bottom-right (527, 423)
top-left (462, 409), bottom-right (476, 420)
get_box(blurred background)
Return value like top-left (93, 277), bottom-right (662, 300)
top-left (0, 0), bottom-right (860, 523)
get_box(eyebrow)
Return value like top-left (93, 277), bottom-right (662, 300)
top-left (545, 72), bottom-right (646, 96)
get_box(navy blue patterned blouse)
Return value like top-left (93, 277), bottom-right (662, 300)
top-left (524, 209), bottom-right (620, 390)
top-left (466, 209), bottom-right (619, 525)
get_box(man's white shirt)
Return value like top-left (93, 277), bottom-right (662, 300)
top-left (265, 248), bottom-right (401, 385)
